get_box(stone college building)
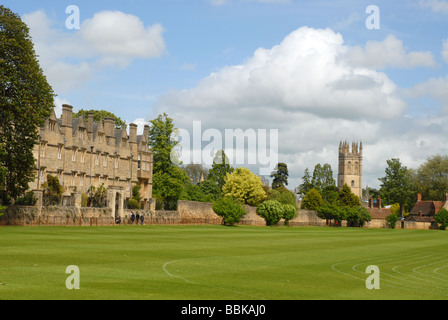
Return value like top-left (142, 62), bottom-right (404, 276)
top-left (29, 104), bottom-right (154, 218)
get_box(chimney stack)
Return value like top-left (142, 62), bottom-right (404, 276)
top-left (417, 193), bottom-right (422, 202)
top-left (369, 197), bottom-right (373, 209)
top-left (87, 112), bottom-right (94, 134)
top-left (61, 104), bottom-right (73, 128)
top-left (104, 117), bottom-right (115, 138)
top-left (129, 123), bottom-right (137, 144)
top-left (378, 197), bottom-right (382, 209)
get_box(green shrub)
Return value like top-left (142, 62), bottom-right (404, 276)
top-left (127, 198), bottom-right (141, 209)
top-left (256, 200), bottom-right (284, 226)
top-left (212, 197), bottom-right (246, 226)
top-left (435, 208), bottom-right (448, 230)
top-left (282, 204), bottom-right (298, 226)
top-left (386, 213), bottom-right (400, 229)
top-left (15, 191), bottom-right (37, 206)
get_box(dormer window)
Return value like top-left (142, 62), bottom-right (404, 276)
top-left (79, 129), bottom-right (84, 139)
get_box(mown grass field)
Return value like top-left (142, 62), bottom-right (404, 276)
top-left (1, 225), bottom-right (447, 300)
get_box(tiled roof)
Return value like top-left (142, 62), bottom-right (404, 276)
top-left (368, 208), bottom-right (391, 219)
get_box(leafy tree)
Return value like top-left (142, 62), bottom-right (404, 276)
top-left (256, 200), bottom-right (284, 226)
top-left (212, 197), bottom-right (246, 226)
top-left (42, 175), bottom-right (63, 206)
top-left (317, 203), bottom-right (344, 225)
top-left (222, 167), bottom-right (267, 206)
top-left (379, 158), bottom-right (415, 221)
top-left (0, 6), bottom-right (55, 205)
top-left (268, 185), bottom-right (298, 208)
top-left (322, 185), bottom-right (339, 204)
top-left (270, 162), bottom-right (288, 189)
top-left (435, 208), bottom-right (448, 230)
top-left (413, 155), bottom-right (448, 201)
top-left (338, 183), bottom-right (361, 207)
top-left (301, 188), bottom-right (323, 211)
top-left (73, 109), bottom-right (125, 129)
top-left (298, 168), bottom-right (313, 194)
top-left (207, 150), bottom-right (234, 190)
top-left (182, 163), bottom-right (208, 185)
top-left (148, 113), bottom-right (178, 174)
top-left (198, 179), bottom-right (222, 202)
top-left (153, 166), bottom-right (189, 210)
top-left (344, 206), bottom-right (372, 227)
top-left (311, 163), bottom-right (335, 192)
top-left (282, 204), bottom-right (298, 226)
top-left (179, 183), bottom-right (205, 202)
top-left (87, 183), bottom-right (107, 208)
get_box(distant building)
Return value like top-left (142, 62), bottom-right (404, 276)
top-left (338, 141), bottom-right (363, 200)
top-left (406, 193), bottom-right (448, 224)
top-left (29, 105), bottom-right (153, 218)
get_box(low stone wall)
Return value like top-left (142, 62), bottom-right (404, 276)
top-left (0, 201), bottom-right (439, 230)
top-left (0, 206), bottom-right (115, 226)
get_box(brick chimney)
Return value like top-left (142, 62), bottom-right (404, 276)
top-left (417, 193), bottom-right (422, 202)
top-left (369, 197), bottom-right (373, 209)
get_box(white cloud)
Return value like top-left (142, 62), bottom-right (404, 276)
top-left (154, 27), bottom-right (406, 126)
top-left (443, 39), bottom-right (448, 63)
top-left (419, 0), bottom-right (448, 13)
top-left (347, 35), bottom-right (437, 69)
top-left (147, 26), bottom-right (436, 187)
top-left (22, 10), bottom-right (166, 94)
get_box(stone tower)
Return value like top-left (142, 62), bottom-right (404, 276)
top-left (338, 141), bottom-right (363, 200)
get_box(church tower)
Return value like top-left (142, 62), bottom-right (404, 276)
top-left (338, 141), bottom-right (363, 200)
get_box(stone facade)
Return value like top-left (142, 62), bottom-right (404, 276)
top-left (338, 141), bottom-right (363, 200)
top-left (29, 104), bottom-right (153, 218)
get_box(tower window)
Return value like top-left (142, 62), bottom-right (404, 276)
top-left (351, 180), bottom-right (355, 187)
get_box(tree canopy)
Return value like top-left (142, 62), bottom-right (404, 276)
top-left (379, 158), bottom-right (415, 219)
top-left (222, 167), bottom-right (266, 206)
top-left (270, 162), bottom-right (289, 189)
top-left (73, 109), bottom-right (125, 129)
top-left (0, 5), bottom-right (55, 204)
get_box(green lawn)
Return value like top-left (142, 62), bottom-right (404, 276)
top-left (1, 225), bottom-right (447, 300)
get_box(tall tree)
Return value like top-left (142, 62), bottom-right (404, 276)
top-left (270, 162), bottom-right (289, 189)
top-left (182, 163), bottom-right (208, 185)
top-left (207, 150), bottom-right (234, 190)
top-left (311, 163), bottom-right (335, 191)
top-left (379, 158), bottom-right (415, 221)
top-left (147, 113), bottom-right (178, 174)
top-left (298, 168), bottom-right (313, 194)
top-left (413, 155), bottom-right (448, 201)
top-left (0, 6), bottom-right (54, 204)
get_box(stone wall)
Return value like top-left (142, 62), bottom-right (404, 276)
top-left (0, 200), bottom-right (438, 230)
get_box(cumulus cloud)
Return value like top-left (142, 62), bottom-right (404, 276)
top-left (148, 26), bottom-right (446, 188)
top-left (22, 10), bottom-right (166, 93)
top-left (346, 35), bottom-right (437, 69)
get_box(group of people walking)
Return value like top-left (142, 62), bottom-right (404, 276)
top-left (114, 212), bottom-right (145, 225)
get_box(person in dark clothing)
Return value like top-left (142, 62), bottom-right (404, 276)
top-left (136, 213), bottom-right (140, 224)
top-left (130, 212), bottom-right (135, 224)
top-left (140, 214), bottom-right (144, 225)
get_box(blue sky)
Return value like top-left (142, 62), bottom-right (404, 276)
top-left (4, 0), bottom-right (448, 189)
